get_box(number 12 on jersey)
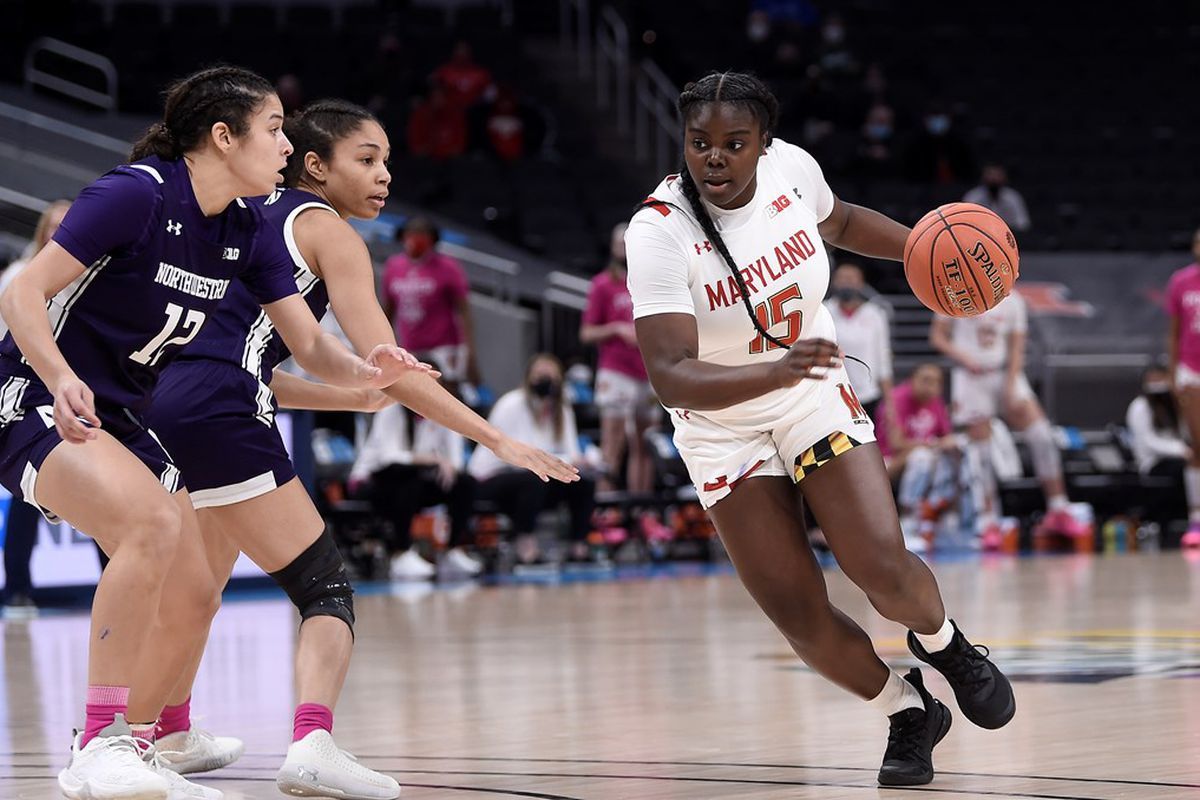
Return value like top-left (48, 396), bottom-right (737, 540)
top-left (130, 302), bottom-right (206, 366)
top-left (749, 284), bottom-right (803, 354)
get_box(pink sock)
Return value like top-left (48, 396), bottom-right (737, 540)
top-left (293, 703), bottom-right (333, 742)
top-left (82, 685), bottom-right (130, 748)
top-left (156, 696), bottom-right (191, 739)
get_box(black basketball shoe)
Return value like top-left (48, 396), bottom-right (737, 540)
top-left (907, 619), bottom-right (1016, 730)
top-left (877, 668), bottom-right (952, 786)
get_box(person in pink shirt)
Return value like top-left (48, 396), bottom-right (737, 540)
top-left (382, 217), bottom-right (478, 383)
top-left (580, 223), bottom-right (656, 493)
top-left (1165, 226), bottom-right (1200, 547)
top-left (876, 364), bottom-right (962, 552)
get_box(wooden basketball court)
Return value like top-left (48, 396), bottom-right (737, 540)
top-left (4, 552), bottom-right (1199, 798)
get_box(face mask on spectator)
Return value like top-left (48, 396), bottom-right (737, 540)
top-left (925, 114), bottom-right (950, 136)
top-left (865, 122), bottom-right (892, 141)
top-left (1144, 381), bottom-right (1171, 395)
top-left (405, 232), bottom-right (435, 259)
top-left (747, 18), bottom-right (771, 43)
top-left (833, 286), bottom-right (866, 303)
top-left (530, 378), bottom-right (561, 399)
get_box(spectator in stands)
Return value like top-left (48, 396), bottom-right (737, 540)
top-left (432, 41), bottom-right (496, 112)
top-left (904, 105), bottom-right (975, 185)
top-left (0, 200), bottom-right (70, 618)
top-left (1164, 228), bottom-right (1200, 548)
top-left (381, 217), bottom-right (479, 383)
top-left (485, 89), bottom-right (526, 162)
top-left (581, 223), bottom-right (656, 494)
top-left (1126, 364), bottom-right (1197, 527)
top-left (351, 369), bottom-right (482, 580)
top-left (407, 84), bottom-right (468, 161)
top-left (963, 164), bottom-right (1031, 232)
top-left (275, 73), bottom-right (304, 115)
top-left (816, 13), bottom-right (858, 76)
top-left (855, 102), bottom-right (898, 177)
top-left (875, 364), bottom-right (961, 552)
top-left (469, 354), bottom-right (596, 564)
top-left (824, 263), bottom-right (894, 422)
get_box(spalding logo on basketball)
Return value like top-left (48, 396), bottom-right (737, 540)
top-left (903, 202), bottom-right (1020, 318)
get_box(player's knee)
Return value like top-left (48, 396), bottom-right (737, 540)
top-left (855, 555), bottom-right (910, 604)
top-left (122, 498), bottom-right (183, 564)
top-left (269, 530), bottom-right (355, 637)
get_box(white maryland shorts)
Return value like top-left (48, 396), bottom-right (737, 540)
top-left (416, 343), bottom-right (469, 383)
top-left (594, 368), bottom-right (656, 421)
top-left (951, 369), bottom-right (1035, 426)
top-left (1176, 363), bottom-right (1200, 390)
top-left (670, 363), bottom-right (877, 509)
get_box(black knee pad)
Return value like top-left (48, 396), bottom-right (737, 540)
top-left (269, 530), bottom-right (355, 637)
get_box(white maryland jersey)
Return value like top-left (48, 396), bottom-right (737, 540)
top-left (625, 138), bottom-right (835, 427)
top-left (944, 292), bottom-right (1028, 372)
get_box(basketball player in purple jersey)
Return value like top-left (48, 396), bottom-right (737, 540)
top-left (143, 100), bottom-right (578, 798)
top-left (0, 67), bottom-right (422, 800)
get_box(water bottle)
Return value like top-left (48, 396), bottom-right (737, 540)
top-left (1136, 522), bottom-right (1161, 553)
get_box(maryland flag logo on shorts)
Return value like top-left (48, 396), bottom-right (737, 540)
top-left (794, 432), bottom-right (863, 481)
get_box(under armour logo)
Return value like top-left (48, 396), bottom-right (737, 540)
top-left (222, 247), bottom-right (240, 261)
top-left (166, 220), bottom-right (182, 236)
top-left (693, 241), bottom-right (712, 255)
top-left (297, 766), bottom-right (319, 783)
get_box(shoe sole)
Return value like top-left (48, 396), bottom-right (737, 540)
top-left (276, 767), bottom-right (400, 799)
top-left (876, 701), bottom-right (953, 787)
top-left (165, 742), bottom-right (246, 775)
top-left (58, 769), bottom-right (169, 800)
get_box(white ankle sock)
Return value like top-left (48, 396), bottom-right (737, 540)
top-left (867, 670), bottom-right (923, 717)
top-left (914, 617), bottom-right (955, 653)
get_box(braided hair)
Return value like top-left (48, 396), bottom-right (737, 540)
top-left (130, 66), bottom-right (275, 161)
top-left (638, 71), bottom-right (791, 349)
top-left (282, 99), bottom-right (379, 188)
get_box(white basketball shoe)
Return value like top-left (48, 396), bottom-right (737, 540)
top-left (57, 715), bottom-right (169, 800)
top-left (277, 729), bottom-right (400, 799)
top-left (154, 727), bottom-right (245, 775)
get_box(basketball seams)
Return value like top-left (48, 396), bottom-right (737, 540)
top-left (905, 216), bottom-right (943, 312)
top-left (927, 227), bottom-right (954, 315)
top-left (959, 223), bottom-right (1020, 294)
top-left (938, 210), bottom-right (993, 314)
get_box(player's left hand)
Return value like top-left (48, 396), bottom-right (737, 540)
top-left (360, 344), bottom-right (440, 388)
top-left (493, 435), bottom-right (580, 483)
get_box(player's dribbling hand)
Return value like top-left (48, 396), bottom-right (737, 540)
top-left (772, 338), bottom-right (841, 388)
top-left (54, 377), bottom-right (100, 444)
top-left (360, 344), bottom-right (441, 388)
top-left (493, 435), bottom-right (580, 483)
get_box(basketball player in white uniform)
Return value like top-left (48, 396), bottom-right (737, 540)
top-left (930, 292), bottom-right (1082, 547)
top-left (626, 71), bottom-right (1014, 788)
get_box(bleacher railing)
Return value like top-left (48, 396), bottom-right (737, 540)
top-left (23, 39), bottom-right (118, 114)
top-left (558, 2), bottom-right (678, 177)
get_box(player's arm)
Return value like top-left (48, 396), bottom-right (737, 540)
top-left (0, 242), bottom-right (97, 441)
top-left (1167, 315), bottom-right (1180, 386)
top-left (268, 370), bottom-right (392, 412)
top-left (929, 316), bottom-right (979, 372)
top-left (454, 295), bottom-right (481, 383)
top-left (635, 313), bottom-right (838, 410)
top-left (302, 213), bottom-right (578, 483)
top-left (817, 196), bottom-right (910, 261)
top-left (1005, 328), bottom-right (1026, 388)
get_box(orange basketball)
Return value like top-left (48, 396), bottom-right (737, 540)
top-left (903, 202), bottom-right (1020, 317)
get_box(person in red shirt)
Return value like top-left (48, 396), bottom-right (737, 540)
top-left (381, 218), bottom-right (478, 383)
top-left (431, 41), bottom-right (495, 111)
top-left (406, 85), bottom-right (467, 161)
top-left (876, 364), bottom-right (961, 551)
top-left (580, 223), bottom-right (656, 493)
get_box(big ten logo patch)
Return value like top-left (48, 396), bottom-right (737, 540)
top-left (838, 382), bottom-right (870, 424)
top-left (765, 194), bottom-right (791, 218)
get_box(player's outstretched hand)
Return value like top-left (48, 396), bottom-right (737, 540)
top-left (771, 338), bottom-right (842, 388)
top-left (54, 376), bottom-right (100, 443)
top-left (493, 435), bottom-right (580, 483)
top-left (360, 344), bottom-right (441, 388)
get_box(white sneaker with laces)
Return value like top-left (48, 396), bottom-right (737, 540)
top-left (57, 715), bottom-right (169, 800)
top-left (442, 547), bottom-right (483, 576)
top-left (147, 755), bottom-right (224, 800)
top-left (155, 727), bottom-right (244, 775)
top-left (389, 549), bottom-right (435, 581)
top-left (277, 729), bottom-right (400, 799)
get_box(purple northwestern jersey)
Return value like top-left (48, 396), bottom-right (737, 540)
top-left (177, 188), bottom-right (334, 382)
top-left (0, 156), bottom-right (299, 416)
